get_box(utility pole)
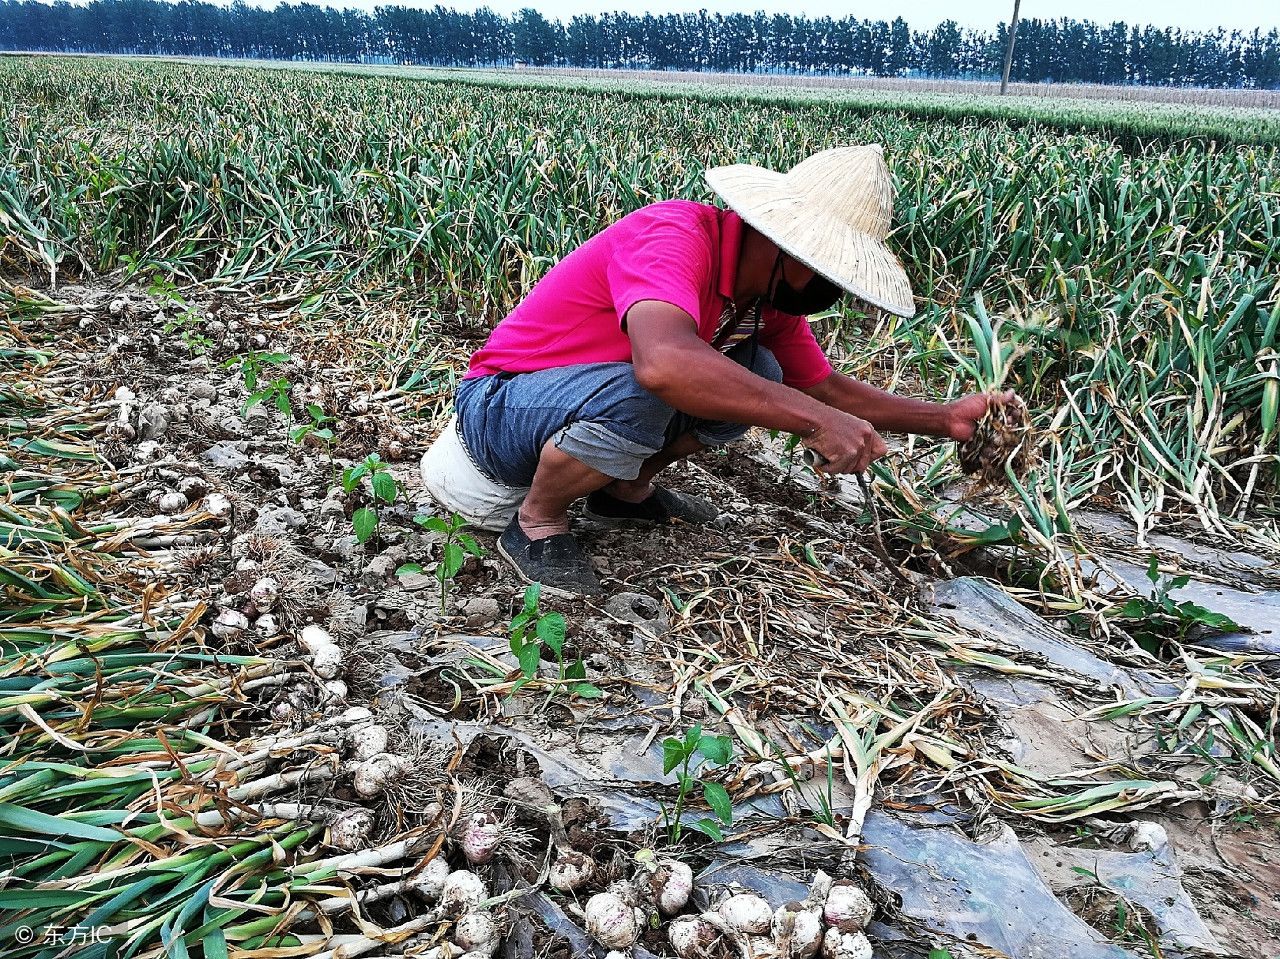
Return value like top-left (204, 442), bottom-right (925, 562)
top-left (1000, 0), bottom-right (1021, 95)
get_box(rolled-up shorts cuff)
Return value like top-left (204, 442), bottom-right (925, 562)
top-left (554, 422), bottom-right (661, 481)
top-left (692, 423), bottom-right (751, 448)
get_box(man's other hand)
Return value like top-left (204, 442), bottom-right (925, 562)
top-left (804, 409), bottom-right (888, 474)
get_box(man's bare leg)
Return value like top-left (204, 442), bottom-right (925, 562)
top-left (518, 441), bottom-right (614, 540)
top-left (606, 431), bottom-right (704, 503)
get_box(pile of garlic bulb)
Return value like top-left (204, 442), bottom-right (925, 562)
top-left (662, 872), bottom-right (874, 959)
top-left (407, 858), bottom-right (502, 957)
top-left (579, 851), bottom-right (695, 952)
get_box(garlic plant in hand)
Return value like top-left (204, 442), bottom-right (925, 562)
top-left (585, 891), bottom-right (639, 950)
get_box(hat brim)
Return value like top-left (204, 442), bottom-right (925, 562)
top-left (706, 164), bottom-right (917, 319)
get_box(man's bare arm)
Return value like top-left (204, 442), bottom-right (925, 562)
top-left (626, 300), bottom-right (887, 473)
top-left (805, 371), bottom-right (1001, 442)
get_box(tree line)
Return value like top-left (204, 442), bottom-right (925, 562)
top-left (5, 0), bottom-right (1278, 88)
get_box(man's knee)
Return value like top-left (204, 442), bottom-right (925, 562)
top-left (746, 344), bottom-right (783, 384)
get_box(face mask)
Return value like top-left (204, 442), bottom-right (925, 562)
top-left (768, 252), bottom-right (844, 315)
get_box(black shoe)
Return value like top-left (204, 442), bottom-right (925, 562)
top-left (583, 485), bottom-right (719, 526)
top-left (496, 515), bottom-right (603, 598)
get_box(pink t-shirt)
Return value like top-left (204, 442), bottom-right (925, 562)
top-left (465, 200), bottom-right (834, 390)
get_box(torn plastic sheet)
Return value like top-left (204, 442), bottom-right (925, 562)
top-left (1029, 824), bottom-right (1223, 955)
top-left (691, 812), bottom-right (1137, 958)
top-left (860, 813), bottom-right (1136, 959)
top-left (932, 577), bottom-right (1177, 698)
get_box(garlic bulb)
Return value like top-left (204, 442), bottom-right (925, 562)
top-left (211, 609), bottom-right (249, 640)
top-left (821, 929), bottom-right (873, 959)
top-left (669, 915), bottom-right (719, 958)
top-left (453, 911), bottom-right (500, 956)
top-left (299, 624), bottom-right (336, 655)
top-left (176, 476), bottom-right (207, 498)
top-left (460, 811), bottom-right (503, 866)
top-left (328, 807), bottom-right (373, 851)
top-left (269, 700), bottom-right (297, 722)
top-left (718, 893), bottom-right (773, 935)
top-left (408, 856), bottom-right (451, 902)
top-left (653, 858), bottom-right (693, 916)
top-left (323, 680), bottom-right (348, 701)
top-left (823, 883), bottom-right (872, 933)
top-left (773, 901), bottom-right (823, 959)
top-left (549, 850), bottom-right (595, 893)
top-left (352, 753), bottom-right (411, 798)
top-left (254, 613), bottom-right (279, 638)
top-left (441, 870), bottom-right (487, 912)
top-left (250, 577), bottom-right (279, 611)
top-left (205, 492), bottom-right (233, 517)
top-left (158, 491), bottom-right (188, 514)
top-left (311, 643), bottom-right (344, 680)
top-left (584, 892), bottom-right (639, 950)
top-left (347, 724), bottom-right (389, 762)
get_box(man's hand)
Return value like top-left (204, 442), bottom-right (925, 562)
top-left (803, 409), bottom-right (888, 474)
top-left (943, 390), bottom-right (1016, 442)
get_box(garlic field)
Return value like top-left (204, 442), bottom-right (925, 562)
top-left (2, 55), bottom-right (1279, 959)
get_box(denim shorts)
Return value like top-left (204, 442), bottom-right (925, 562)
top-left (455, 339), bottom-right (783, 487)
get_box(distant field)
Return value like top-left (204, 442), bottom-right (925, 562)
top-left (519, 64), bottom-right (1280, 109)
top-left (7, 50), bottom-right (1280, 145)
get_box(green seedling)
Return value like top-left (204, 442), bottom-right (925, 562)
top-left (340, 453), bottom-right (399, 545)
top-left (660, 724), bottom-right (734, 845)
top-left (223, 350), bottom-right (293, 417)
top-left (402, 512), bottom-right (484, 613)
top-left (290, 403), bottom-right (337, 477)
top-left (1114, 555), bottom-right (1244, 656)
top-left (507, 583), bottom-right (601, 700)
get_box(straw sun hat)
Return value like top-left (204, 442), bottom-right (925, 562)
top-left (705, 145), bottom-right (916, 318)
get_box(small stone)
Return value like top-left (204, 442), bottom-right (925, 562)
top-left (254, 505), bottom-right (307, 535)
top-left (201, 442), bottom-right (249, 471)
top-left (189, 381), bottom-right (218, 402)
top-left (363, 553), bottom-right (400, 583)
top-left (462, 597), bottom-right (501, 626)
top-left (132, 440), bottom-right (165, 463)
top-left (137, 403), bottom-right (170, 441)
top-left (398, 573), bottom-right (437, 592)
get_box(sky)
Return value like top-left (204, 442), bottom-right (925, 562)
top-left (281, 0), bottom-right (1279, 33)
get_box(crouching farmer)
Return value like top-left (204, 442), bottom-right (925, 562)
top-left (422, 146), bottom-right (995, 596)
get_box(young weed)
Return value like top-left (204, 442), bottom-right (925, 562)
top-left (1114, 555), bottom-right (1243, 655)
top-left (404, 513), bottom-right (485, 613)
top-left (507, 583), bottom-right (601, 701)
top-left (340, 453), bottom-right (399, 545)
top-left (660, 724), bottom-right (734, 845)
